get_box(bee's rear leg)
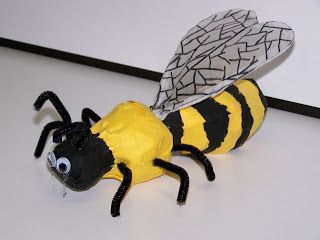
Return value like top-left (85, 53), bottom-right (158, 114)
top-left (172, 144), bottom-right (215, 181)
top-left (81, 108), bottom-right (101, 127)
top-left (111, 163), bottom-right (132, 217)
top-left (153, 159), bottom-right (189, 203)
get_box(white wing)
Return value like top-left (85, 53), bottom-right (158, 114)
top-left (152, 9), bottom-right (294, 119)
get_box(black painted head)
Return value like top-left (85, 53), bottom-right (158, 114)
top-left (47, 132), bottom-right (114, 190)
top-left (32, 92), bottom-right (114, 190)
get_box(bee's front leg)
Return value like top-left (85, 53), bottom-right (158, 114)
top-left (110, 163), bottom-right (132, 217)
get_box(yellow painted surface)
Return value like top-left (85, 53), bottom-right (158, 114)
top-left (90, 101), bottom-right (173, 184)
top-left (180, 107), bottom-right (209, 151)
top-left (210, 91), bottom-right (243, 154)
top-left (234, 80), bottom-right (266, 137)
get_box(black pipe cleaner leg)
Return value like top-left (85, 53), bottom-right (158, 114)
top-left (53, 122), bottom-right (90, 149)
top-left (81, 108), bottom-right (101, 127)
top-left (153, 159), bottom-right (189, 203)
top-left (111, 163), bottom-right (132, 217)
top-left (34, 121), bottom-right (65, 157)
top-left (33, 91), bottom-right (72, 124)
top-left (172, 144), bottom-right (215, 181)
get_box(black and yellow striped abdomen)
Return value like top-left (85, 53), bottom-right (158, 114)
top-left (163, 79), bottom-right (267, 154)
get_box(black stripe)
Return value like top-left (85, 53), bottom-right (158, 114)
top-left (163, 111), bottom-right (183, 145)
top-left (0, 37), bottom-right (162, 81)
top-left (245, 79), bottom-right (268, 110)
top-left (192, 98), bottom-right (229, 153)
top-left (1, 37), bottom-right (320, 119)
top-left (225, 84), bottom-right (254, 149)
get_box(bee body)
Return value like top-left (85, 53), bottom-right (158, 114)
top-left (163, 79), bottom-right (267, 154)
top-left (89, 78), bottom-right (266, 184)
top-left (90, 101), bottom-right (173, 184)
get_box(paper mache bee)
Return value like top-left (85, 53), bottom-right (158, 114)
top-left (33, 9), bottom-right (294, 217)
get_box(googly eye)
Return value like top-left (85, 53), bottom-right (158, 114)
top-left (56, 157), bottom-right (71, 174)
top-left (47, 152), bottom-right (56, 167)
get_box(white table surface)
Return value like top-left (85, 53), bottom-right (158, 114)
top-left (0, 46), bottom-right (319, 240)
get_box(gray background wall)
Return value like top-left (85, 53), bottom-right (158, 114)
top-left (0, 0), bottom-right (319, 108)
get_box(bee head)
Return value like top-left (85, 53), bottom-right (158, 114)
top-left (47, 123), bottom-right (114, 190)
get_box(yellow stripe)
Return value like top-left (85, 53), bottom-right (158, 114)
top-left (234, 80), bottom-right (265, 137)
top-left (211, 91), bottom-right (242, 154)
top-left (180, 107), bottom-right (209, 151)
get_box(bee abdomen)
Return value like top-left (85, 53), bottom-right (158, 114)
top-left (163, 79), bottom-right (267, 154)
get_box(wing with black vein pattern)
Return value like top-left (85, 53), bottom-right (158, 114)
top-left (152, 9), bottom-right (294, 119)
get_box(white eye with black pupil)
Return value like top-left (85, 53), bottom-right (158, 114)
top-left (56, 157), bottom-right (71, 174)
